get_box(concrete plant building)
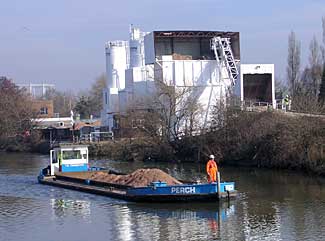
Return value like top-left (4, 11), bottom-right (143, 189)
top-left (101, 26), bottom-right (275, 136)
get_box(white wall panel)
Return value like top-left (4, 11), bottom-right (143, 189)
top-left (184, 61), bottom-right (193, 86)
top-left (162, 61), bottom-right (175, 85)
top-left (161, 60), bottom-right (223, 87)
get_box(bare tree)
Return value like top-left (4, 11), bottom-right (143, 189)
top-left (46, 74), bottom-right (106, 119)
top-left (319, 63), bottom-right (325, 104)
top-left (89, 73), bottom-right (106, 115)
top-left (287, 31), bottom-right (301, 95)
top-left (275, 77), bottom-right (288, 99)
top-left (319, 16), bottom-right (325, 104)
top-left (45, 89), bottom-right (76, 116)
top-left (321, 16), bottom-right (325, 62)
top-left (124, 80), bottom-right (202, 142)
top-left (152, 81), bottom-right (203, 140)
top-left (309, 36), bottom-right (322, 96)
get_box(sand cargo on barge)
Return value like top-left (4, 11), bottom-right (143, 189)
top-left (38, 144), bottom-right (237, 202)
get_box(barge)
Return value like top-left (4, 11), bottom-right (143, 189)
top-left (38, 144), bottom-right (237, 202)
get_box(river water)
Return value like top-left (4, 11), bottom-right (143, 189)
top-left (1, 153), bottom-right (325, 241)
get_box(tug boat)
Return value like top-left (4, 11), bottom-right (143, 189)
top-left (38, 144), bottom-right (237, 202)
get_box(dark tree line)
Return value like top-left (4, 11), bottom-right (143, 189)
top-left (0, 77), bottom-right (32, 137)
top-left (0, 77), bottom-right (36, 150)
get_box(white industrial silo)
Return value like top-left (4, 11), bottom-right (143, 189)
top-left (105, 41), bottom-right (129, 90)
top-left (129, 26), bottom-right (145, 68)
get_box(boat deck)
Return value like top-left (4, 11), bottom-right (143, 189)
top-left (40, 177), bottom-right (128, 199)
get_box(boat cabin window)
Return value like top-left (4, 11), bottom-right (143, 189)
top-left (83, 154), bottom-right (87, 159)
top-left (52, 153), bottom-right (58, 164)
top-left (62, 150), bottom-right (82, 160)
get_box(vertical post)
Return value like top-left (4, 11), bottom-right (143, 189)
top-left (217, 172), bottom-right (221, 200)
top-left (197, 145), bottom-right (200, 162)
top-left (50, 150), bottom-right (54, 176)
top-left (86, 148), bottom-right (89, 166)
top-left (42, 83), bottom-right (45, 97)
top-left (50, 129), bottom-right (52, 147)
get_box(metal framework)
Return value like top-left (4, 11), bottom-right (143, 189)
top-left (154, 31), bottom-right (239, 39)
top-left (17, 83), bottom-right (55, 98)
top-left (152, 31), bottom-right (240, 62)
top-left (211, 37), bottom-right (239, 87)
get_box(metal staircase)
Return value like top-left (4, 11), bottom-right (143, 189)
top-left (211, 37), bottom-right (239, 86)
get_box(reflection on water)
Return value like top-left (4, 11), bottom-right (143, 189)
top-left (1, 153), bottom-right (325, 240)
top-left (47, 197), bottom-right (237, 241)
top-left (50, 199), bottom-right (91, 220)
top-left (120, 203), bottom-right (236, 241)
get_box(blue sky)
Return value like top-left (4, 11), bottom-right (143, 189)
top-left (1, 0), bottom-right (325, 90)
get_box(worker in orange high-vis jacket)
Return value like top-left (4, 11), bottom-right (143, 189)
top-left (206, 154), bottom-right (218, 183)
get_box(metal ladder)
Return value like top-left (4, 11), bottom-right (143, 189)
top-left (211, 37), bottom-right (239, 86)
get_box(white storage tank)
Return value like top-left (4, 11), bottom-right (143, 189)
top-left (105, 41), bottom-right (129, 90)
top-left (129, 26), bottom-right (145, 68)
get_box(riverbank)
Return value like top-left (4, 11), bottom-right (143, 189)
top-left (88, 111), bottom-right (325, 175)
top-left (206, 111), bottom-right (325, 174)
top-left (0, 132), bottom-right (49, 154)
top-left (1, 111), bottom-right (324, 176)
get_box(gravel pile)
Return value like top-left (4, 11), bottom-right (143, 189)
top-left (90, 168), bottom-right (182, 187)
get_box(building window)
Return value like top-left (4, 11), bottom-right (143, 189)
top-left (40, 107), bottom-right (48, 115)
top-left (105, 92), bottom-right (108, 105)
